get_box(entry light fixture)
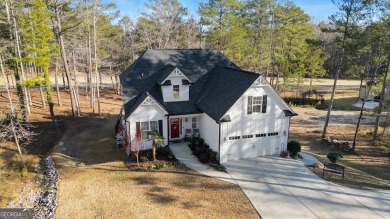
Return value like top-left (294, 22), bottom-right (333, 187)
top-left (185, 118), bottom-right (188, 122)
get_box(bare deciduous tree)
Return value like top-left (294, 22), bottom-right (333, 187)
top-left (0, 112), bottom-right (37, 171)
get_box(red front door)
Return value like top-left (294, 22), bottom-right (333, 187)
top-left (171, 119), bottom-right (180, 138)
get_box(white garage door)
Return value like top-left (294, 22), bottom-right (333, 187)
top-left (225, 135), bottom-right (282, 161)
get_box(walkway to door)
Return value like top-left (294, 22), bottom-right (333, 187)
top-left (169, 142), bottom-right (236, 184)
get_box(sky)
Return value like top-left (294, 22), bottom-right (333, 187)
top-left (105, 0), bottom-right (339, 23)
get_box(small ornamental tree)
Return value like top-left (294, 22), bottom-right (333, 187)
top-left (147, 130), bottom-right (164, 161)
top-left (133, 128), bottom-right (142, 166)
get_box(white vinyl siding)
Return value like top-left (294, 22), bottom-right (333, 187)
top-left (220, 84), bottom-right (289, 162)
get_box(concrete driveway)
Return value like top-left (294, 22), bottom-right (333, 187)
top-left (224, 157), bottom-right (390, 219)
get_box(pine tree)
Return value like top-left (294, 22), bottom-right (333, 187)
top-left (322, 0), bottom-right (382, 139)
top-left (199, 0), bottom-right (251, 67)
top-left (20, 0), bottom-right (58, 129)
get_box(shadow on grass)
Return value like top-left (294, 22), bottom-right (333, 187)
top-left (25, 120), bottom-right (67, 155)
top-left (52, 115), bottom-right (128, 168)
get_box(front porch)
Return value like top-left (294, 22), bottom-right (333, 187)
top-left (168, 114), bottom-right (201, 142)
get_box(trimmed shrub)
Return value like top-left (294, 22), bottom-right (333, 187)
top-left (167, 152), bottom-right (174, 161)
top-left (156, 146), bottom-right (170, 156)
top-left (193, 149), bottom-right (205, 156)
top-left (327, 152), bottom-right (343, 163)
top-left (287, 140), bottom-right (301, 157)
top-left (284, 97), bottom-right (324, 108)
top-left (198, 138), bottom-right (205, 146)
top-left (214, 165), bottom-right (226, 172)
top-left (140, 156), bottom-right (149, 162)
top-left (206, 149), bottom-right (217, 162)
top-left (198, 154), bottom-right (209, 163)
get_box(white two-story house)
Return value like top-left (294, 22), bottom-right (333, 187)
top-left (120, 49), bottom-right (297, 162)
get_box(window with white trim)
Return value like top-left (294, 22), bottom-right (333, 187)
top-left (141, 122), bottom-right (149, 140)
top-left (252, 96), bottom-right (262, 113)
top-left (192, 117), bottom-right (197, 128)
top-left (139, 121), bottom-right (160, 140)
top-left (150, 121), bottom-right (158, 131)
top-left (173, 85), bottom-right (179, 99)
top-left (247, 95), bottom-right (267, 114)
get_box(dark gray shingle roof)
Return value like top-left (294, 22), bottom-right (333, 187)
top-left (124, 91), bottom-right (167, 118)
top-left (120, 49), bottom-right (238, 117)
top-left (195, 66), bottom-right (260, 121)
top-left (120, 49), bottom-right (238, 97)
top-left (121, 49), bottom-right (298, 121)
top-left (156, 64), bottom-right (176, 85)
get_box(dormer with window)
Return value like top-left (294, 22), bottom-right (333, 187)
top-left (157, 65), bottom-right (192, 102)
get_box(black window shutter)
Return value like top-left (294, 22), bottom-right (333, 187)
top-left (262, 95), bottom-right (267, 113)
top-left (136, 122), bottom-right (140, 131)
top-left (158, 120), bottom-right (163, 136)
top-left (247, 96), bottom-right (253, 114)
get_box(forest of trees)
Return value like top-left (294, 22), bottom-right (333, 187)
top-left (0, 0), bottom-right (389, 142)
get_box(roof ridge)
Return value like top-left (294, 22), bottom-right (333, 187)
top-left (194, 65), bottom-right (219, 105)
top-left (215, 65), bottom-right (261, 76)
top-left (147, 48), bottom-right (219, 51)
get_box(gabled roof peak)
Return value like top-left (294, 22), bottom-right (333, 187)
top-left (157, 64), bottom-right (191, 85)
top-left (124, 90), bottom-right (167, 118)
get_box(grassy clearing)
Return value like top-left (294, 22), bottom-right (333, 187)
top-left (323, 91), bottom-right (361, 111)
top-left (53, 116), bottom-right (259, 219)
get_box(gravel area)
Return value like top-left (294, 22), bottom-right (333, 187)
top-left (33, 156), bottom-right (59, 219)
top-left (8, 156), bottom-right (59, 219)
top-left (292, 108), bottom-right (377, 125)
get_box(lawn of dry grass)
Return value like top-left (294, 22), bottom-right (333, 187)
top-left (1, 87), bottom-right (259, 217)
top-left (283, 79), bottom-right (390, 190)
top-left (0, 143), bottom-right (40, 206)
top-left (290, 106), bottom-right (390, 190)
top-left (53, 115), bottom-right (259, 219)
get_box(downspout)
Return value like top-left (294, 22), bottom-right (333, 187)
top-left (218, 122), bottom-right (221, 162)
top-left (167, 115), bottom-right (170, 146)
top-left (286, 118), bottom-right (290, 151)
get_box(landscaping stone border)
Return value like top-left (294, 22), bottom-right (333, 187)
top-left (33, 156), bottom-right (59, 219)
